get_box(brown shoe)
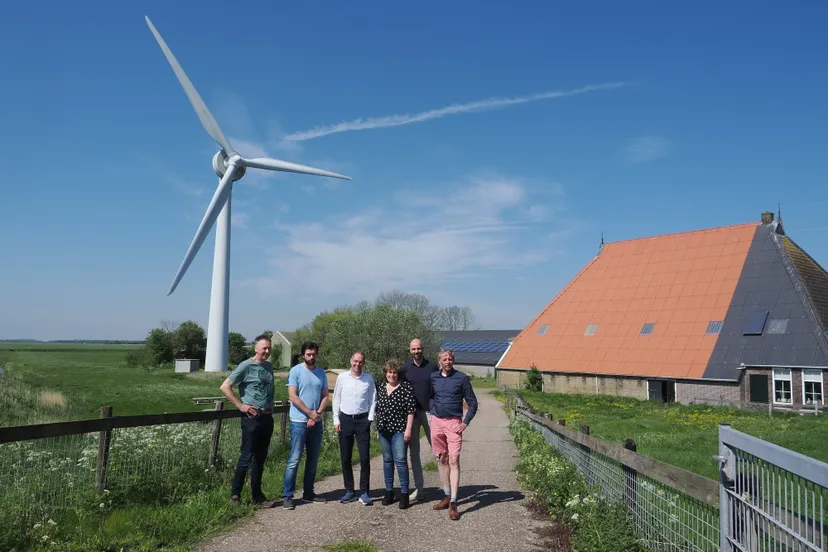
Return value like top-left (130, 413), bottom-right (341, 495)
top-left (433, 496), bottom-right (451, 510)
top-left (449, 502), bottom-right (460, 520)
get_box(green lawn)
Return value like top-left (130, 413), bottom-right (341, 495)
top-left (515, 390), bottom-right (828, 480)
top-left (0, 342), bottom-right (288, 425)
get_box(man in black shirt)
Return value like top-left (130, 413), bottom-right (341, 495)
top-left (401, 338), bottom-right (439, 502)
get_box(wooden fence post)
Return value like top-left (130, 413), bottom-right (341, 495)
top-left (280, 411), bottom-right (288, 443)
top-left (95, 406), bottom-right (113, 492)
top-left (623, 438), bottom-right (637, 514)
top-left (209, 401), bottom-right (224, 468)
top-left (580, 424), bottom-right (594, 485)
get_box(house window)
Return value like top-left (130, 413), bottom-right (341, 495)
top-left (537, 324), bottom-right (549, 336)
top-left (772, 368), bottom-right (792, 405)
top-left (585, 323), bottom-right (599, 336)
top-left (706, 321), bottom-right (723, 335)
top-left (640, 323), bottom-right (656, 336)
top-left (803, 370), bottom-right (824, 405)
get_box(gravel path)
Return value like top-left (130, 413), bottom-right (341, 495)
top-left (195, 390), bottom-right (552, 552)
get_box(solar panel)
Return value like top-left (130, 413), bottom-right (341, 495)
top-left (585, 323), bottom-right (598, 336)
top-left (705, 321), bottom-right (723, 335)
top-left (439, 339), bottom-right (510, 353)
top-left (640, 323), bottom-right (655, 336)
top-left (766, 318), bottom-right (788, 334)
top-left (537, 324), bottom-right (549, 336)
top-left (743, 310), bottom-right (769, 335)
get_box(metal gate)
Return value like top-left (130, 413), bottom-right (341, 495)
top-left (717, 423), bottom-right (828, 551)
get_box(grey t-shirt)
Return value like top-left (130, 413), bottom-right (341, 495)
top-left (228, 358), bottom-right (275, 410)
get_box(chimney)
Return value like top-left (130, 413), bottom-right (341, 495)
top-left (761, 211), bottom-right (774, 224)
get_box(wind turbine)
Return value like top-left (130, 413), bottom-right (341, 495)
top-left (145, 16), bottom-right (351, 372)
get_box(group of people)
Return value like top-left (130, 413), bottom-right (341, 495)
top-left (219, 335), bottom-right (479, 521)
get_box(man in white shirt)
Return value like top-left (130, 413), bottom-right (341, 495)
top-left (332, 351), bottom-right (377, 505)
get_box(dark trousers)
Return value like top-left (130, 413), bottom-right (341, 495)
top-left (230, 413), bottom-right (274, 498)
top-left (339, 413), bottom-right (371, 493)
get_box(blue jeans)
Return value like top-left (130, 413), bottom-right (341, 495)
top-left (379, 430), bottom-right (409, 493)
top-left (282, 420), bottom-right (324, 498)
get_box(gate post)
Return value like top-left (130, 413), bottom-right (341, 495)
top-left (716, 423), bottom-right (735, 552)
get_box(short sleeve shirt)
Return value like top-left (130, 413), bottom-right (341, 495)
top-left (227, 358), bottom-right (275, 410)
top-left (375, 381), bottom-right (416, 433)
top-left (287, 363), bottom-right (328, 422)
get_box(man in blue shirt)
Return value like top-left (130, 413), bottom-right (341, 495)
top-left (220, 334), bottom-right (276, 506)
top-left (429, 348), bottom-right (478, 520)
top-left (282, 341), bottom-right (329, 510)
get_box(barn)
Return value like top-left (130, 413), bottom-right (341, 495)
top-left (496, 212), bottom-right (828, 412)
top-left (438, 330), bottom-right (520, 377)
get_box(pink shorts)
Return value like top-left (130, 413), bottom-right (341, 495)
top-left (430, 415), bottom-right (463, 456)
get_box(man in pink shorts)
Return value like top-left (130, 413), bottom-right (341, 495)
top-left (429, 348), bottom-right (478, 520)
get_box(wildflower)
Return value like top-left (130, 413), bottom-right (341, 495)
top-left (47, 519), bottom-right (56, 526)
top-left (571, 513), bottom-right (579, 520)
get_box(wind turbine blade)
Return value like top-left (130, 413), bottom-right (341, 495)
top-left (145, 16), bottom-right (235, 154)
top-left (167, 164), bottom-right (239, 295)
top-left (241, 157), bottom-right (352, 180)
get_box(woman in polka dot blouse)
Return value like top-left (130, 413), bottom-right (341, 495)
top-left (375, 359), bottom-right (417, 509)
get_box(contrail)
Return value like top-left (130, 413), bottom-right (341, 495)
top-left (283, 81), bottom-right (631, 141)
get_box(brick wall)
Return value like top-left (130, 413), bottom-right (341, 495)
top-left (675, 380), bottom-right (741, 404)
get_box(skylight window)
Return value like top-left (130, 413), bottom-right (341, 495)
top-left (706, 321), bottom-right (723, 335)
top-left (743, 310), bottom-right (769, 336)
top-left (766, 318), bottom-right (789, 334)
top-left (537, 324), bottom-right (549, 336)
top-left (585, 323), bottom-right (599, 336)
top-left (640, 323), bottom-right (656, 336)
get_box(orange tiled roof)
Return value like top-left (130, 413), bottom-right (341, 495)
top-left (500, 222), bottom-right (761, 379)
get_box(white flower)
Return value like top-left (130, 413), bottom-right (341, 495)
top-left (571, 513), bottom-right (579, 520)
top-left (47, 519), bottom-right (56, 526)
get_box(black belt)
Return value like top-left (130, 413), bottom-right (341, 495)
top-left (341, 412), bottom-right (369, 419)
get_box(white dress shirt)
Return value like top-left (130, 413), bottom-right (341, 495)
top-left (332, 370), bottom-right (377, 425)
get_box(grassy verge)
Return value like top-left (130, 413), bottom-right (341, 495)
top-left (510, 417), bottom-right (647, 552)
top-left (469, 375), bottom-right (497, 388)
top-left (514, 390), bottom-right (828, 480)
top-left (323, 540), bottom-right (379, 552)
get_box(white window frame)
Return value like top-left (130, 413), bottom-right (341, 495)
top-left (772, 368), bottom-right (792, 405)
top-left (802, 369), bottom-right (824, 406)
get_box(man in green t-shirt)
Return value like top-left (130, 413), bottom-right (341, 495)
top-left (220, 334), bottom-right (276, 505)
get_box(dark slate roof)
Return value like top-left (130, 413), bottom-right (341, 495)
top-left (438, 330), bottom-right (521, 366)
top-left (703, 222), bottom-right (828, 380)
top-left (779, 236), bottom-right (828, 330)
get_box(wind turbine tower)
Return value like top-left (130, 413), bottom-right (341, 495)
top-left (145, 16), bottom-right (351, 372)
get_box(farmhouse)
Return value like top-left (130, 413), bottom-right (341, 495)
top-left (439, 330), bottom-right (520, 377)
top-left (496, 212), bottom-right (828, 412)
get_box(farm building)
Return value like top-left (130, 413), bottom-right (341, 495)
top-left (272, 331), bottom-right (295, 369)
top-left (438, 330), bottom-right (520, 377)
top-left (496, 212), bottom-right (828, 412)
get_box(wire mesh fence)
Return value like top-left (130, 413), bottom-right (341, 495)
top-left (0, 404), bottom-right (304, 531)
top-left (510, 395), bottom-right (720, 552)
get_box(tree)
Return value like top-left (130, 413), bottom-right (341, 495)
top-left (525, 364), bottom-right (543, 391)
top-left (173, 320), bottom-right (207, 361)
top-left (228, 332), bottom-right (249, 366)
top-left (145, 327), bottom-right (174, 364)
top-left (438, 305), bottom-right (477, 331)
top-left (323, 304), bottom-right (440, 380)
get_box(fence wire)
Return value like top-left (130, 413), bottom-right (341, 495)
top-left (0, 410), bottom-right (294, 532)
top-left (514, 407), bottom-right (720, 552)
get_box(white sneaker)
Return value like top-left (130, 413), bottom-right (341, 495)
top-left (409, 488), bottom-right (419, 502)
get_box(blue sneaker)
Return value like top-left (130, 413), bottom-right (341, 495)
top-left (358, 492), bottom-right (373, 505)
top-left (339, 490), bottom-right (356, 503)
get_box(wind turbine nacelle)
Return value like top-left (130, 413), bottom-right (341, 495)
top-left (212, 150), bottom-right (246, 181)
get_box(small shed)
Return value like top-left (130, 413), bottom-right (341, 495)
top-left (175, 359), bottom-right (200, 373)
top-left (326, 369), bottom-right (347, 391)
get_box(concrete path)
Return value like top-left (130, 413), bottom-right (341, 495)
top-left (195, 390), bottom-right (552, 552)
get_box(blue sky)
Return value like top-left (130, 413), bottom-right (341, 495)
top-left (2, 1), bottom-right (827, 341)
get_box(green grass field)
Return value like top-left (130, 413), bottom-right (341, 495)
top-left (0, 342), bottom-right (289, 425)
top-left (514, 389), bottom-right (828, 480)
